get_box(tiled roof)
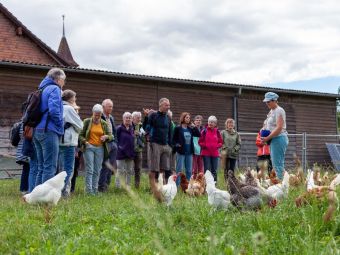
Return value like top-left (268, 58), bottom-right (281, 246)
top-left (0, 59), bottom-right (338, 98)
top-left (57, 36), bottom-right (78, 67)
top-left (0, 3), bottom-right (73, 67)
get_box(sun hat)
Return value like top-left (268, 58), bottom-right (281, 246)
top-left (263, 92), bottom-right (279, 102)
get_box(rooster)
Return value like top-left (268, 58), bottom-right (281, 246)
top-left (23, 171), bottom-right (67, 205)
top-left (186, 173), bottom-right (206, 196)
top-left (204, 170), bottom-right (231, 209)
top-left (157, 173), bottom-right (178, 206)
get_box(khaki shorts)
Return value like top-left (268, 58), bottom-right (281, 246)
top-left (150, 143), bottom-right (171, 172)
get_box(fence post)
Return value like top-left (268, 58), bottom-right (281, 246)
top-left (302, 132), bottom-right (307, 172)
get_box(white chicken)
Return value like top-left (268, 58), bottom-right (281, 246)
top-left (257, 171), bottom-right (290, 200)
top-left (157, 173), bottom-right (177, 206)
top-left (205, 170), bottom-right (231, 210)
top-left (23, 171), bottom-right (67, 205)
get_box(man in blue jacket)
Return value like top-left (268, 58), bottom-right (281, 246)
top-left (33, 68), bottom-right (65, 185)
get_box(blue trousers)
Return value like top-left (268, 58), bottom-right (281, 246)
top-left (59, 146), bottom-right (76, 195)
top-left (270, 134), bottom-right (289, 180)
top-left (203, 156), bottom-right (219, 182)
top-left (28, 149), bottom-right (38, 192)
top-left (33, 130), bottom-right (59, 185)
top-left (84, 144), bottom-right (104, 194)
top-left (176, 153), bottom-right (193, 186)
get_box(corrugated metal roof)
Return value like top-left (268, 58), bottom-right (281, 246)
top-left (0, 59), bottom-right (338, 98)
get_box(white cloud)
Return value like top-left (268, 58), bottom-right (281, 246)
top-left (2, 0), bottom-right (340, 92)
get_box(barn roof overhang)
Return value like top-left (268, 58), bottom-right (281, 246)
top-left (0, 60), bottom-right (338, 99)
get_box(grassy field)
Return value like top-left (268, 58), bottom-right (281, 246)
top-left (0, 172), bottom-right (339, 255)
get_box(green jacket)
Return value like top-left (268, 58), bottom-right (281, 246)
top-left (79, 118), bottom-right (113, 159)
top-left (220, 129), bottom-right (241, 159)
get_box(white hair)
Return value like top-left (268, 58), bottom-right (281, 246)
top-left (92, 104), bottom-right (103, 113)
top-left (102, 99), bottom-right (113, 106)
top-left (47, 68), bottom-right (66, 81)
top-left (132, 111), bottom-right (141, 118)
top-left (208, 115), bottom-right (217, 123)
top-left (122, 112), bottom-right (132, 119)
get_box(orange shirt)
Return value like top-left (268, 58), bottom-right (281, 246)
top-left (88, 122), bottom-right (104, 146)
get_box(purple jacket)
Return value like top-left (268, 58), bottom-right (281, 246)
top-left (116, 124), bottom-right (135, 160)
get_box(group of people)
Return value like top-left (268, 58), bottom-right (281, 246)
top-left (16, 68), bottom-right (289, 196)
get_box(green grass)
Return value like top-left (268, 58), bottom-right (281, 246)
top-left (0, 173), bottom-right (339, 255)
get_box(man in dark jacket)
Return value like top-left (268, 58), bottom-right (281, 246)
top-left (146, 98), bottom-right (172, 201)
top-left (33, 68), bottom-right (65, 185)
top-left (98, 99), bottom-right (117, 192)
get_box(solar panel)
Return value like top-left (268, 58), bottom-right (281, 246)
top-left (326, 143), bottom-right (340, 172)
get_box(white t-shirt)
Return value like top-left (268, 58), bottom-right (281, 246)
top-left (265, 106), bottom-right (287, 134)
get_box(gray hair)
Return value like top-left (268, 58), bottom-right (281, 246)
top-left (92, 104), bottom-right (103, 113)
top-left (47, 68), bottom-right (66, 81)
top-left (132, 111), bottom-right (141, 118)
top-left (62, 89), bottom-right (76, 102)
top-left (122, 112), bottom-right (132, 119)
top-left (208, 115), bottom-right (217, 124)
top-left (225, 118), bottom-right (235, 126)
top-left (102, 99), bottom-right (113, 107)
top-left (159, 98), bottom-right (169, 106)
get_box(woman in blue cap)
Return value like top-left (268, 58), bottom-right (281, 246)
top-left (261, 92), bottom-right (289, 180)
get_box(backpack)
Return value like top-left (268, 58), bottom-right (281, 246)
top-left (22, 85), bottom-right (50, 139)
top-left (9, 121), bottom-right (22, 147)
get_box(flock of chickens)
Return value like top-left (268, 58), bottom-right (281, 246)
top-left (22, 164), bottom-right (340, 222)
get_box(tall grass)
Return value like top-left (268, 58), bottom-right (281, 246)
top-left (0, 172), bottom-right (339, 255)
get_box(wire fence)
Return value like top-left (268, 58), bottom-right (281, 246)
top-left (238, 132), bottom-right (340, 171)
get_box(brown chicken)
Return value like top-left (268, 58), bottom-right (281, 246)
top-left (178, 172), bottom-right (189, 193)
top-left (296, 173), bottom-right (340, 222)
top-left (269, 170), bottom-right (280, 185)
top-left (186, 173), bottom-right (206, 196)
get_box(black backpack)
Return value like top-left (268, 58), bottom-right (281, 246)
top-left (9, 121), bottom-right (22, 147)
top-left (22, 84), bottom-right (50, 128)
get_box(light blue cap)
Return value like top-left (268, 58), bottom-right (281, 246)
top-left (263, 92), bottom-right (279, 102)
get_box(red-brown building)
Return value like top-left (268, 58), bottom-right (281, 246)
top-left (0, 3), bottom-right (338, 169)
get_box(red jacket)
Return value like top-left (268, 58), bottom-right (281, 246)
top-left (198, 127), bottom-right (222, 157)
top-left (256, 132), bottom-right (270, 156)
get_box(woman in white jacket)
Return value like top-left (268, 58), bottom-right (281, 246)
top-left (59, 89), bottom-right (83, 196)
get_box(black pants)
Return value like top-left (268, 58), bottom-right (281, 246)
top-left (223, 158), bottom-right (236, 182)
top-left (20, 162), bottom-right (30, 192)
top-left (256, 155), bottom-right (273, 174)
top-left (71, 151), bottom-right (82, 193)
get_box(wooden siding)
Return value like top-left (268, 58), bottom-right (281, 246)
top-left (0, 64), bottom-right (338, 168)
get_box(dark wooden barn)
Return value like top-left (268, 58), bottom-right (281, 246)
top-left (0, 61), bottom-right (338, 169)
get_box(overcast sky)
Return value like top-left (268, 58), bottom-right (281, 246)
top-left (2, 0), bottom-right (340, 94)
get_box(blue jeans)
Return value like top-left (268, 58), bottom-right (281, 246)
top-left (176, 153), bottom-right (193, 186)
top-left (270, 134), bottom-right (289, 180)
top-left (203, 156), bottom-right (219, 182)
top-left (84, 144), bottom-right (104, 194)
top-left (33, 130), bottom-right (59, 185)
top-left (28, 146), bottom-right (38, 192)
top-left (59, 146), bottom-right (76, 195)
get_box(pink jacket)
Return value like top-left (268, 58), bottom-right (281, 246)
top-left (198, 127), bottom-right (222, 157)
